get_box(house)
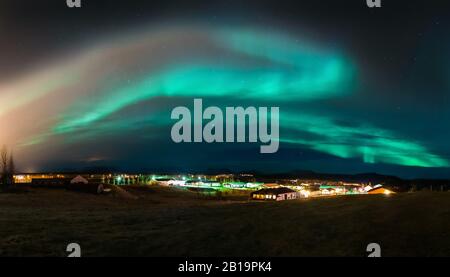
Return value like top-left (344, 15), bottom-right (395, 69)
top-left (67, 175), bottom-right (104, 194)
top-left (224, 182), bottom-right (246, 189)
top-left (168, 179), bottom-right (186, 186)
top-left (245, 182), bottom-right (264, 189)
top-left (251, 187), bottom-right (299, 201)
top-left (367, 187), bottom-right (395, 195)
top-left (364, 185), bottom-right (373, 192)
top-left (155, 178), bottom-right (173, 186)
top-left (70, 175), bottom-right (88, 184)
top-left (263, 183), bottom-right (281, 188)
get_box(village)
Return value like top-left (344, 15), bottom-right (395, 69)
top-left (12, 172), bottom-right (395, 200)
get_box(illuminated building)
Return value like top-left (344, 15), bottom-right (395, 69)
top-left (251, 188), bottom-right (299, 201)
top-left (367, 187), bottom-right (395, 195)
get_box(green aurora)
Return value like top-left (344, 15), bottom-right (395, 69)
top-left (10, 26), bottom-right (449, 169)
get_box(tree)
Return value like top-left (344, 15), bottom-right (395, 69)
top-left (8, 153), bottom-right (15, 186)
top-left (0, 145), bottom-right (8, 188)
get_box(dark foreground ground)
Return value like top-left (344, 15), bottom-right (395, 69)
top-left (0, 186), bottom-right (449, 257)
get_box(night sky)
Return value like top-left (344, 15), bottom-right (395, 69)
top-left (1, 0), bottom-right (449, 178)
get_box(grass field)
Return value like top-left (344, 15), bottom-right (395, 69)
top-left (0, 185), bottom-right (449, 257)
